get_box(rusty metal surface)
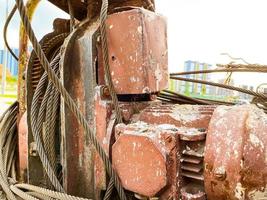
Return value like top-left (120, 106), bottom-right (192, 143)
top-left (181, 140), bottom-right (205, 182)
top-left (179, 128), bottom-right (206, 142)
top-left (18, 0), bottom-right (40, 117)
top-left (181, 184), bottom-right (205, 200)
top-left (94, 86), bottom-right (113, 196)
top-left (60, 20), bottom-right (99, 198)
top-left (47, 0), bottom-right (155, 21)
top-left (119, 101), bottom-right (159, 122)
top-left (99, 8), bottom-right (168, 94)
top-left (112, 123), bottom-right (170, 197)
top-left (138, 105), bottom-right (215, 129)
top-left (204, 105), bottom-right (267, 200)
top-left (26, 21), bottom-right (69, 186)
top-left (112, 104), bottom-right (216, 199)
top-left (18, 112), bottom-right (28, 182)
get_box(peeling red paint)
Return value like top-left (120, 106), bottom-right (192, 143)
top-left (18, 112), bottom-right (28, 182)
top-left (204, 105), bottom-right (267, 200)
top-left (99, 8), bottom-right (168, 94)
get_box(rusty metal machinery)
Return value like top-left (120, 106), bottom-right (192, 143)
top-left (1, 0), bottom-right (267, 200)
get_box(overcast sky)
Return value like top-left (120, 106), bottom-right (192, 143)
top-left (0, 0), bottom-right (68, 47)
top-left (0, 0), bottom-right (266, 86)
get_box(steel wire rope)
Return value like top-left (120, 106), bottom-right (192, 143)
top-left (3, 4), bottom-right (19, 61)
top-left (14, 0), bottom-right (127, 199)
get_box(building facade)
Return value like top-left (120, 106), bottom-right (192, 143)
top-left (171, 60), bottom-right (212, 96)
top-left (0, 49), bottom-right (19, 76)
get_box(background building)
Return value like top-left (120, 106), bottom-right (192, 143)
top-left (170, 60), bottom-right (212, 96)
top-left (238, 85), bottom-right (254, 100)
top-left (216, 79), bottom-right (235, 97)
top-left (0, 49), bottom-right (19, 77)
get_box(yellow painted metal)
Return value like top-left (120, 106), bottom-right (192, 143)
top-left (18, 0), bottom-right (40, 116)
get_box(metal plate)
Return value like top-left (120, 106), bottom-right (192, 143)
top-left (204, 105), bottom-right (267, 200)
top-left (101, 8), bottom-right (168, 94)
top-left (60, 20), bottom-right (99, 198)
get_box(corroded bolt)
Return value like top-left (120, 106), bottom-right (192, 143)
top-left (166, 135), bottom-right (172, 143)
top-left (97, 35), bottom-right (101, 43)
top-left (29, 142), bottom-right (38, 157)
top-left (100, 86), bottom-right (110, 98)
top-left (22, 71), bottom-right (26, 80)
top-left (150, 94), bottom-right (157, 101)
top-left (214, 166), bottom-right (226, 181)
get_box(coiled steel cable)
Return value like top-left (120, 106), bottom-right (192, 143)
top-left (10, 185), bottom-right (38, 200)
top-left (16, 184), bottom-right (89, 200)
top-left (26, 192), bottom-right (54, 200)
top-left (30, 54), bottom-right (64, 192)
top-left (0, 103), bottom-right (41, 200)
top-left (32, 54), bottom-right (60, 189)
top-left (15, 0), bottom-right (127, 199)
top-left (3, 4), bottom-right (18, 61)
top-left (0, 105), bottom-right (17, 200)
top-left (43, 88), bottom-right (59, 187)
top-left (0, 103), bottom-right (92, 200)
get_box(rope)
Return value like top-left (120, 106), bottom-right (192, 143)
top-left (220, 53), bottom-right (251, 65)
top-left (216, 63), bottom-right (267, 68)
top-left (170, 67), bottom-right (267, 76)
top-left (15, 184), bottom-right (90, 200)
top-left (0, 102), bottom-right (93, 199)
top-left (30, 54), bottom-right (64, 192)
top-left (256, 83), bottom-right (267, 93)
top-left (169, 63), bottom-right (267, 110)
top-left (31, 53), bottom-right (60, 189)
top-left (3, 4), bottom-right (19, 61)
top-left (10, 185), bottom-right (38, 200)
top-left (103, 175), bottom-right (114, 200)
top-left (100, 0), bottom-right (123, 124)
top-left (26, 192), bottom-right (54, 200)
top-left (253, 83), bottom-right (267, 113)
top-left (67, 0), bottom-right (75, 30)
top-left (15, 0), bottom-right (127, 199)
top-left (170, 76), bottom-right (267, 100)
top-left (161, 90), bottom-right (213, 105)
top-left (159, 90), bottom-right (234, 105)
top-left (99, 0), bottom-right (126, 198)
top-left (146, 0), bottom-right (155, 11)
top-left (0, 103), bottom-right (20, 200)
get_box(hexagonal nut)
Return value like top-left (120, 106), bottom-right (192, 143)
top-left (29, 142), bottom-right (38, 157)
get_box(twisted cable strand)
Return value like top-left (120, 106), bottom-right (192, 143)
top-left (30, 55), bottom-right (63, 192)
top-left (170, 67), bottom-right (267, 76)
top-left (100, 0), bottom-right (123, 124)
top-left (3, 5), bottom-right (18, 61)
top-left (15, 0), bottom-right (126, 198)
top-left (16, 184), bottom-right (90, 200)
top-left (170, 76), bottom-right (267, 100)
top-left (10, 185), bottom-right (38, 200)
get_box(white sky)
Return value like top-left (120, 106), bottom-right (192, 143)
top-left (0, 0), bottom-right (266, 87)
top-left (156, 0), bottom-right (267, 87)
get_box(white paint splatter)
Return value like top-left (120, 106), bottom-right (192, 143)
top-left (235, 183), bottom-right (246, 200)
